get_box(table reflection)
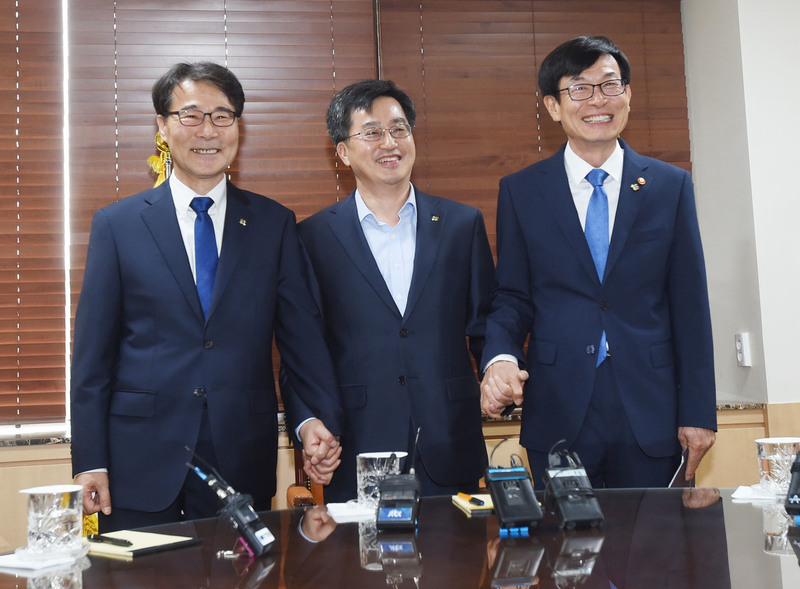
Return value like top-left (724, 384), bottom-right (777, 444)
top-left (3, 488), bottom-right (800, 588)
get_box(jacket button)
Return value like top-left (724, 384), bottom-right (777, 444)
top-left (204, 340), bottom-right (213, 349)
top-left (193, 387), bottom-right (206, 397)
top-left (600, 301), bottom-right (609, 311)
top-left (586, 345), bottom-right (596, 355)
top-left (398, 375), bottom-right (405, 385)
top-left (399, 328), bottom-right (409, 337)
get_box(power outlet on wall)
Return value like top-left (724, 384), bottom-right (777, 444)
top-left (734, 332), bottom-right (752, 367)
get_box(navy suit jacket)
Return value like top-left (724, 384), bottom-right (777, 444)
top-left (70, 181), bottom-right (342, 512)
top-left (286, 188), bottom-right (495, 501)
top-left (482, 140), bottom-right (716, 457)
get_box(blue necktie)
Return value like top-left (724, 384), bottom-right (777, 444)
top-left (190, 197), bottom-right (218, 318)
top-left (585, 168), bottom-right (609, 366)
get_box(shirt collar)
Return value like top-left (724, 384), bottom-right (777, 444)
top-left (355, 184), bottom-right (417, 224)
top-left (169, 175), bottom-right (227, 212)
top-left (564, 140), bottom-right (625, 186)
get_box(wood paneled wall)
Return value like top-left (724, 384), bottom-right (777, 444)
top-left (3, 0), bottom-right (689, 424)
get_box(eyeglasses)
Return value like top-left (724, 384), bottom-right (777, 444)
top-left (559, 79), bottom-right (627, 101)
top-left (347, 123), bottom-right (412, 142)
top-left (167, 108), bottom-right (237, 127)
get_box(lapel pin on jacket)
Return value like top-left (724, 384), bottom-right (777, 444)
top-left (239, 218), bottom-right (247, 226)
top-left (431, 215), bottom-right (439, 222)
top-left (631, 177), bottom-right (646, 192)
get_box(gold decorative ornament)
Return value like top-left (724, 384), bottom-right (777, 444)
top-left (147, 132), bottom-right (172, 187)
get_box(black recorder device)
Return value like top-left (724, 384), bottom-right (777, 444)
top-left (377, 473), bottom-right (421, 530)
top-left (485, 440), bottom-right (543, 537)
top-left (543, 441), bottom-right (603, 529)
top-left (377, 428), bottom-right (422, 530)
top-left (785, 450), bottom-right (800, 526)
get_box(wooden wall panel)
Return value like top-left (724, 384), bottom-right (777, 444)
top-left (378, 0), bottom-right (690, 256)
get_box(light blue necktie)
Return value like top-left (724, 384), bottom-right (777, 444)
top-left (190, 197), bottom-right (218, 318)
top-left (585, 168), bottom-right (609, 366)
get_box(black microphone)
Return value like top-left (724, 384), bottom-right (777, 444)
top-left (543, 440), bottom-right (603, 529)
top-left (186, 446), bottom-right (275, 558)
top-left (485, 437), bottom-right (543, 537)
top-left (376, 427), bottom-right (422, 530)
top-left (784, 450), bottom-right (800, 526)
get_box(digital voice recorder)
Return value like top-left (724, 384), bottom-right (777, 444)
top-left (543, 440), bottom-right (603, 529)
top-left (785, 450), bottom-right (800, 525)
top-left (377, 428), bottom-right (422, 530)
top-left (186, 447), bottom-right (275, 557)
top-left (485, 439), bottom-right (543, 537)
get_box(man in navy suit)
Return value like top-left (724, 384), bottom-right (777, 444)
top-left (70, 62), bottom-right (343, 531)
top-left (285, 80), bottom-right (495, 500)
top-left (480, 36), bottom-right (716, 488)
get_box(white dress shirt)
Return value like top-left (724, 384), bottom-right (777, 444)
top-left (486, 141), bottom-right (625, 370)
top-left (170, 175), bottom-right (227, 284)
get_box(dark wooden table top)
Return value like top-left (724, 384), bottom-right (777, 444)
top-left (1, 488), bottom-right (798, 588)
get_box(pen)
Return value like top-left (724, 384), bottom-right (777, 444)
top-left (458, 492), bottom-right (484, 506)
top-left (88, 534), bottom-right (133, 547)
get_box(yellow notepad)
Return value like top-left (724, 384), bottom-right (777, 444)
top-left (451, 493), bottom-right (494, 517)
top-left (85, 530), bottom-right (202, 560)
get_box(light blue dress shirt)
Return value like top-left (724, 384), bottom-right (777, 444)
top-left (355, 186), bottom-right (417, 315)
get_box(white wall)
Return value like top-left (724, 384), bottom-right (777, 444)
top-left (682, 0), bottom-right (800, 405)
top-left (735, 0), bottom-right (800, 405)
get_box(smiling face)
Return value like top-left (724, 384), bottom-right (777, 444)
top-left (543, 53), bottom-right (631, 166)
top-left (156, 79), bottom-right (239, 195)
top-left (335, 96), bottom-right (415, 197)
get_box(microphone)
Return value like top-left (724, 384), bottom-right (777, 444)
top-left (543, 440), bottom-right (603, 529)
top-left (376, 427), bottom-right (422, 530)
top-left (485, 437), bottom-right (543, 537)
top-left (185, 446), bottom-right (275, 558)
top-left (785, 450), bottom-right (800, 526)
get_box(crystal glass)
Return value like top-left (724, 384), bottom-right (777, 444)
top-left (358, 520), bottom-right (382, 571)
top-left (17, 484), bottom-right (84, 560)
top-left (28, 559), bottom-right (87, 589)
top-left (755, 437), bottom-right (800, 496)
top-left (762, 503), bottom-right (794, 555)
top-left (356, 451), bottom-right (407, 509)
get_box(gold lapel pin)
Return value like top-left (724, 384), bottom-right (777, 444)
top-left (637, 177), bottom-right (646, 185)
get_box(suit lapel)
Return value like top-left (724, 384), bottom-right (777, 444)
top-left (140, 184), bottom-right (205, 321)
top-left (209, 182), bottom-right (251, 319)
top-left (404, 189), bottom-right (441, 320)
top-left (606, 140), bottom-right (650, 278)
top-left (327, 193), bottom-right (401, 316)
top-left (538, 149), bottom-right (601, 284)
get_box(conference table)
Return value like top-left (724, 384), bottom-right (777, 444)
top-left (1, 488), bottom-right (799, 588)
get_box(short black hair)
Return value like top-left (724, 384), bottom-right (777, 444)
top-left (152, 62), bottom-right (245, 117)
top-left (326, 79), bottom-right (416, 145)
top-left (538, 36), bottom-right (631, 100)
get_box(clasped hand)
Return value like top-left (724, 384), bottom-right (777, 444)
top-left (298, 418), bottom-right (342, 485)
top-left (480, 361), bottom-right (529, 418)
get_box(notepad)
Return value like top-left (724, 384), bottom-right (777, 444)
top-left (85, 530), bottom-right (202, 560)
top-left (451, 493), bottom-right (494, 517)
